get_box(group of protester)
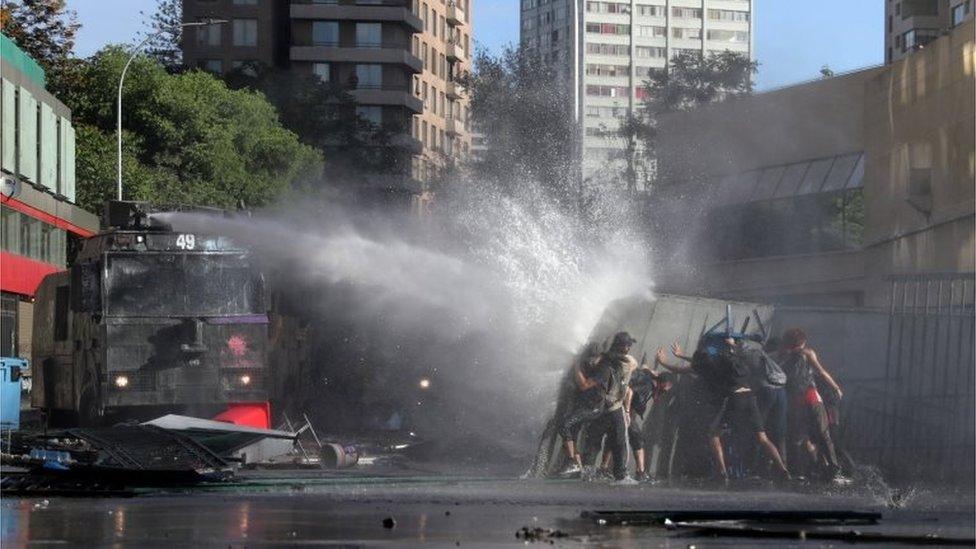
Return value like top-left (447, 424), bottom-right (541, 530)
top-left (540, 327), bottom-right (851, 485)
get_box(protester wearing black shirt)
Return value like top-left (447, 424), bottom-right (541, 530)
top-left (556, 343), bottom-right (607, 475)
top-left (656, 336), bottom-right (790, 482)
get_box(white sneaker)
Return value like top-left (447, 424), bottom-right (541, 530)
top-left (613, 476), bottom-right (639, 486)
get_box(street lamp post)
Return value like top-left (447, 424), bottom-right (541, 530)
top-left (117, 19), bottom-right (227, 200)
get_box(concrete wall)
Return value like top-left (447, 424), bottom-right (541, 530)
top-left (656, 66), bottom-right (882, 183)
top-left (769, 307), bottom-right (890, 384)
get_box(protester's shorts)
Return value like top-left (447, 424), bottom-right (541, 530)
top-left (627, 418), bottom-right (644, 451)
top-left (707, 391), bottom-right (765, 436)
top-left (788, 399), bottom-right (831, 444)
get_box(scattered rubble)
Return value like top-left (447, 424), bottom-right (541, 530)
top-left (515, 526), bottom-right (569, 542)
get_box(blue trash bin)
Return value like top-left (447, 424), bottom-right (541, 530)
top-left (1, 357), bottom-right (27, 430)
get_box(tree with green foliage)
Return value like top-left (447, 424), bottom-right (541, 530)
top-left (60, 48), bottom-right (322, 212)
top-left (0, 0), bottom-right (79, 74)
top-left (462, 46), bottom-right (580, 212)
top-left (224, 64), bottom-right (411, 185)
top-left (140, 0), bottom-right (184, 69)
top-left (616, 50), bottom-right (757, 191)
top-left (642, 50), bottom-right (757, 115)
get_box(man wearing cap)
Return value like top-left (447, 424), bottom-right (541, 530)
top-left (589, 331), bottom-right (640, 482)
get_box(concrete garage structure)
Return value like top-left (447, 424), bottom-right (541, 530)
top-left (651, 18), bottom-right (974, 310)
top-left (0, 35), bottom-right (99, 361)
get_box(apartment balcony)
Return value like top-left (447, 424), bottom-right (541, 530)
top-left (445, 116), bottom-right (464, 135)
top-left (446, 80), bottom-right (464, 99)
top-left (290, 43), bottom-right (423, 73)
top-left (291, 0), bottom-right (424, 33)
top-left (446, 2), bottom-right (466, 26)
top-left (349, 85), bottom-right (424, 113)
top-left (446, 41), bottom-right (465, 62)
top-left (390, 133), bottom-right (423, 154)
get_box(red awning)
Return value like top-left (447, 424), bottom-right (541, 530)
top-left (0, 251), bottom-right (62, 296)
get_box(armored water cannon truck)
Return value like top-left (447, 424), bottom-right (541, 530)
top-left (32, 201), bottom-right (270, 426)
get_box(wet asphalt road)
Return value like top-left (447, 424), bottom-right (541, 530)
top-left (2, 471), bottom-right (974, 547)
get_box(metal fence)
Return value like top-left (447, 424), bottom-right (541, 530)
top-left (854, 273), bottom-right (976, 483)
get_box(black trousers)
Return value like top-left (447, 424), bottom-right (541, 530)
top-left (587, 407), bottom-right (630, 480)
top-left (558, 404), bottom-right (604, 440)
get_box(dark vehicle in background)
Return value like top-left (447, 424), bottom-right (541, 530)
top-left (31, 201), bottom-right (269, 426)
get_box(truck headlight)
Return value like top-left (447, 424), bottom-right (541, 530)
top-left (114, 375), bottom-right (129, 389)
top-left (239, 374), bottom-right (251, 386)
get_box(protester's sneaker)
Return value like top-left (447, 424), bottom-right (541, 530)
top-left (635, 470), bottom-right (651, 483)
top-left (612, 476), bottom-right (639, 486)
top-left (558, 463), bottom-right (582, 478)
top-left (587, 467), bottom-right (613, 481)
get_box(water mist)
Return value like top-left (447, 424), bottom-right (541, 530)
top-left (157, 177), bottom-right (652, 463)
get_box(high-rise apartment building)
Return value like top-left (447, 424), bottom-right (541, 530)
top-left (519, 0), bottom-right (752, 180)
top-left (181, 0), bottom-right (472, 205)
top-left (885, 0), bottom-right (972, 63)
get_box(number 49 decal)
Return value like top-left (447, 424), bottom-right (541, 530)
top-left (175, 234), bottom-right (196, 250)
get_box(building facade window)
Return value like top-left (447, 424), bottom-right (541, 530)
top-left (635, 45), bottom-right (666, 58)
top-left (952, 1), bottom-right (971, 25)
top-left (356, 23), bottom-right (382, 47)
top-left (635, 4), bottom-right (664, 17)
top-left (313, 62), bottom-right (331, 81)
top-left (707, 29), bottom-right (749, 43)
top-left (585, 1), bottom-right (630, 14)
top-left (585, 105), bottom-right (627, 117)
top-left (202, 59), bottom-right (223, 72)
top-left (586, 43), bottom-right (629, 56)
top-left (232, 18), bottom-right (258, 46)
top-left (586, 23), bottom-right (630, 35)
top-left (707, 9), bottom-right (749, 22)
top-left (1, 206), bottom-right (66, 267)
top-left (356, 106), bottom-right (383, 125)
top-left (672, 27), bottom-right (702, 39)
top-left (586, 63), bottom-right (630, 77)
top-left (671, 6), bottom-right (701, 18)
top-left (355, 64), bottom-right (382, 88)
top-left (585, 84), bottom-right (629, 97)
top-left (312, 21), bottom-right (339, 45)
top-left (635, 65), bottom-right (661, 78)
top-left (636, 25), bottom-right (666, 37)
top-left (196, 23), bottom-right (221, 46)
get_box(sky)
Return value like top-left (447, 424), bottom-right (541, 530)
top-left (69, 0), bottom-right (883, 91)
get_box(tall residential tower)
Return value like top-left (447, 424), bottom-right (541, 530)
top-left (182, 0), bottom-right (473, 209)
top-left (519, 0), bottom-right (752, 181)
top-left (885, 0), bottom-right (972, 64)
